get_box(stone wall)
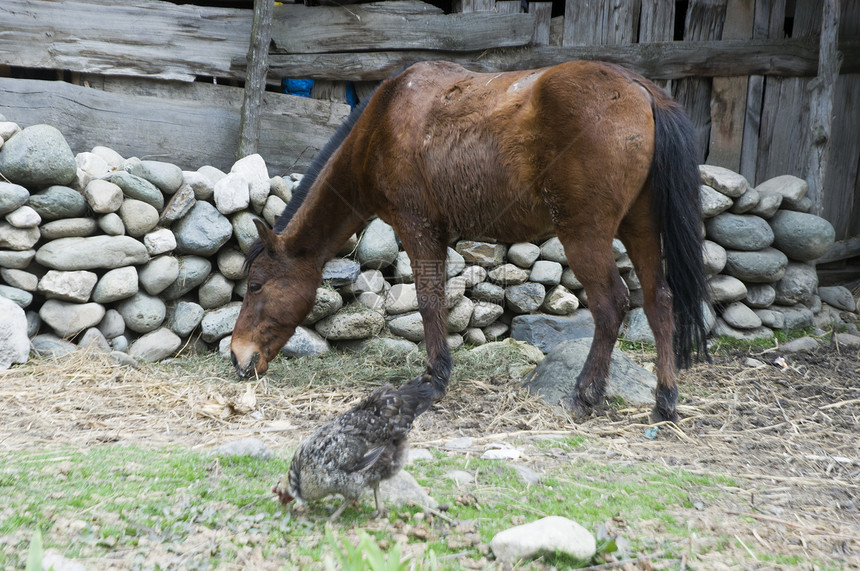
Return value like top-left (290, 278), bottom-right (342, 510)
top-left (1, 116), bottom-right (857, 368)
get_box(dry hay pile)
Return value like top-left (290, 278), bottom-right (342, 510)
top-left (1, 342), bottom-right (858, 567)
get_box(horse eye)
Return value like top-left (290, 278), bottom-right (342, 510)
top-left (248, 282), bottom-right (262, 293)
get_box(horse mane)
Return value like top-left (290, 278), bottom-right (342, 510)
top-left (244, 88), bottom-right (379, 270)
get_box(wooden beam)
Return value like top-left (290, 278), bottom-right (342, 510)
top-left (238, 0), bottom-right (274, 159)
top-left (0, 77), bottom-right (350, 177)
top-left (0, 0), bottom-right (251, 82)
top-left (270, 2), bottom-right (535, 54)
top-left (266, 38), bottom-right (860, 82)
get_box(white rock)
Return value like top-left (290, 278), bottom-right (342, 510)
top-left (5, 205), bottom-right (41, 228)
top-left (213, 172), bottom-right (250, 215)
top-left (490, 516), bottom-right (596, 564)
top-left (128, 327), bottom-right (182, 362)
top-left (91, 266), bottom-right (139, 303)
top-left (529, 260), bottom-right (563, 286)
top-left (143, 228), bottom-right (177, 256)
top-left (38, 270), bottom-right (98, 302)
top-left (217, 248), bottom-right (247, 280)
top-left (83, 179), bottom-right (123, 213)
top-left (386, 283), bottom-right (419, 315)
top-left (39, 299), bottom-right (105, 337)
top-left (0, 268), bottom-right (38, 292)
top-left (0, 296), bottom-right (29, 369)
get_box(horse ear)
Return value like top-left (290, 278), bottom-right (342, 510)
top-left (254, 218), bottom-right (278, 253)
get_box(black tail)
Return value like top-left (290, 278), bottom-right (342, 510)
top-left (650, 98), bottom-right (711, 368)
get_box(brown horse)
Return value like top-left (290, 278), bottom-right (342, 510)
top-left (231, 60), bottom-right (709, 422)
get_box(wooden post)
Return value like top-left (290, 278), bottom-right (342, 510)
top-left (238, 0), bottom-right (274, 159)
top-left (806, 0), bottom-right (841, 216)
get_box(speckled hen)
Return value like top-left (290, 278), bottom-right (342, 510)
top-left (273, 377), bottom-right (426, 520)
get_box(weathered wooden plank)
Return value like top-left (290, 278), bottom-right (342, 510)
top-left (806, 0), bottom-right (841, 217)
top-left (0, 77), bottom-right (350, 176)
top-left (563, 0), bottom-right (642, 46)
top-left (495, 1), bottom-right (521, 14)
top-left (238, 0), bottom-right (274, 159)
top-left (755, 0), bottom-right (823, 184)
top-left (529, 3), bottom-right (553, 47)
top-left (0, 0), bottom-right (251, 82)
top-left (270, 2), bottom-right (535, 54)
top-left (639, 0), bottom-right (675, 42)
top-left (707, 0), bottom-right (755, 171)
top-left (825, 0), bottom-right (860, 239)
top-left (739, 0), bottom-right (786, 183)
top-left (674, 0), bottom-right (727, 164)
top-left (816, 237), bottom-right (860, 265)
top-left (265, 38), bottom-right (860, 82)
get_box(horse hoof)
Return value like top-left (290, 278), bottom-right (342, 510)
top-left (650, 406), bottom-right (680, 424)
top-left (561, 394), bottom-right (592, 422)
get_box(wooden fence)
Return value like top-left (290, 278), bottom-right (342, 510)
top-left (0, 0), bottom-right (858, 261)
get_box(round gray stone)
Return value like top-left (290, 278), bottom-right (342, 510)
top-left (387, 311), bottom-right (425, 342)
top-left (200, 302), bottom-right (242, 343)
top-left (489, 263), bottom-right (530, 286)
top-left (92, 266), bottom-right (139, 303)
top-left (699, 184), bottom-right (733, 217)
top-left (622, 307), bottom-right (654, 344)
top-left (262, 194), bottom-right (287, 227)
top-left (507, 242), bottom-right (541, 268)
top-left (172, 201), bottom-right (232, 256)
top-left (455, 240), bottom-right (507, 267)
top-left (127, 160), bottom-right (183, 194)
top-left (342, 269), bottom-right (386, 297)
top-left (231, 211), bottom-right (263, 254)
top-left (0, 222), bottom-right (40, 251)
top-left (83, 179), bottom-right (123, 214)
top-left (31, 333), bottom-right (78, 358)
top-left (303, 287), bottom-right (344, 325)
top-left (446, 246), bottom-right (466, 277)
top-left (0, 182), bottom-right (30, 216)
top-left (36, 235), bottom-right (149, 270)
top-left (0, 125), bottom-right (76, 187)
top-left (117, 292), bottom-right (167, 334)
top-left (769, 210), bottom-right (835, 262)
top-left (40, 217), bottom-right (98, 240)
top-left (161, 256), bottom-right (211, 300)
top-left (110, 171), bottom-right (164, 210)
top-left (183, 170), bottom-right (215, 201)
top-left (356, 218), bottom-right (398, 269)
top-left (721, 301), bottom-right (762, 330)
top-left (745, 284), bottom-right (776, 308)
top-left (560, 268), bottom-right (583, 290)
top-left (755, 175), bottom-right (808, 208)
top-left (217, 248), bottom-right (247, 281)
top-left (0, 284), bottom-right (33, 308)
top-left (169, 301), bottom-right (205, 337)
top-left (39, 299), bottom-right (105, 337)
top-left (705, 213), bottom-right (773, 251)
top-left (0, 268), bottom-right (37, 292)
top-left (460, 265), bottom-right (487, 287)
top-left (529, 260), bottom-right (563, 286)
top-left (281, 326), bottom-right (330, 358)
top-left (749, 189), bottom-right (783, 219)
top-left (98, 213), bottom-right (125, 236)
top-left (769, 304), bottom-right (814, 330)
top-left (708, 275), bottom-right (747, 304)
top-left (817, 286), bottom-right (857, 312)
top-left (0, 249), bottom-right (35, 269)
top-left (0, 296), bottom-right (29, 369)
top-left (385, 283), bottom-right (419, 315)
top-left (539, 237), bottom-right (568, 264)
top-left (446, 296), bottom-right (474, 333)
top-left (505, 282), bottom-right (546, 313)
top-left (472, 281), bottom-right (505, 304)
top-left (723, 247), bottom-right (788, 283)
top-left (38, 270), bottom-right (98, 302)
top-left (28, 186), bottom-right (87, 221)
top-left (128, 328), bottom-right (182, 362)
top-left (4, 205), bottom-right (40, 229)
top-left (702, 240), bottom-right (727, 275)
top-left (198, 273), bottom-right (234, 309)
top-left (314, 304), bottom-right (385, 340)
top-left (541, 284), bottom-right (579, 315)
top-left (470, 300), bottom-right (504, 328)
top-left (79, 327), bottom-right (111, 353)
top-left (774, 263), bottom-right (818, 305)
top-left (699, 165), bottom-right (749, 198)
top-left (138, 255), bottom-right (180, 296)
top-left (97, 308), bottom-right (126, 339)
top-left (213, 172), bottom-right (250, 215)
top-left (729, 187), bottom-right (761, 214)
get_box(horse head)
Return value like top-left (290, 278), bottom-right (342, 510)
top-left (230, 219), bottom-right (319, 378)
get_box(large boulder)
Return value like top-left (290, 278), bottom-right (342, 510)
top-left (0, 125), bottom-right (76, 187)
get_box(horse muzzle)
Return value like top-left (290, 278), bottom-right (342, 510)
top-left (230, 342), bottom-right (268, 378)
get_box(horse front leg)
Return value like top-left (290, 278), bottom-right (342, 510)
top-left (400, 235), bottom-right (452, 411)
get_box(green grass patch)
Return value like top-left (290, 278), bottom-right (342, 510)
top-left (0, 439), bottom-right (750, 569)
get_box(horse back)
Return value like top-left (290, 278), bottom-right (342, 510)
top-left (347, 60), bottom-right (657, 242)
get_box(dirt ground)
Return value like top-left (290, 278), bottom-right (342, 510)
top-left (1, 340), bottom-right (858, 569)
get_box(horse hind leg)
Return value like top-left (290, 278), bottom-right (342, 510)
top-left (557, 233), bottom-right (629, 418)
top-left (618, 196), bottom-right (679, 423)
top-left (395, 227), bottom-right (452, 412)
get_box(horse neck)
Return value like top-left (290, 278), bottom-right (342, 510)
top-left (282, 161), bottom-right (368, 268)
